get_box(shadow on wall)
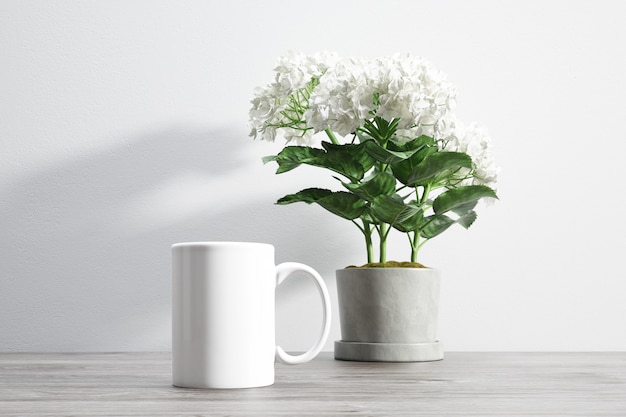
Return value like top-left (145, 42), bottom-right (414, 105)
top-left (0, 125), bottom-right (355, 351)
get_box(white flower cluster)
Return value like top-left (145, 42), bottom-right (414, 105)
top-left (249, 52), bottom-right (499, 188)
top-left (443, 122), bottom-right (500, 189)
top-left (249, 52), bottom-right (456, 145)
top-left (249, 51), bottom-right (339, 144)
top-left (306, 54), bottom-right (457, 139)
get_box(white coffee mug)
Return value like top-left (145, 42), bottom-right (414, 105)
top-left (172, 242), bottom-right (331, 389)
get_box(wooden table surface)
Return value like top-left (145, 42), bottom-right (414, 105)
top-left (1, 352), bottom-right (625, 416)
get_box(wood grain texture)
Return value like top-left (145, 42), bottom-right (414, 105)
top-left (1, 352), bottom-right (625, 416)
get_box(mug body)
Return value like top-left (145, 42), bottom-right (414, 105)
top-left (172, 242), bottom-right (276, 388)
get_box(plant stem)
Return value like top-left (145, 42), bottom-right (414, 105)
top-left (410, 184), bottom-right (431, 263)
top-left (324, 128), bottom-right (339, 145)
top-left (411, 232), bottom-right (420, 263)
top-left (363, 221), bottom-right (373, 264)
top-left (419, 184), bottom-right (432, 205)
top-left (379, 223), bottom-right (388, 263)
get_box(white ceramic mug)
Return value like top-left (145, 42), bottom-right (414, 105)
top-left (172, 242), bottom-right (331, 389)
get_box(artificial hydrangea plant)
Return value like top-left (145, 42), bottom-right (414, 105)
top-left (250, 52), bottom-right (499, 264)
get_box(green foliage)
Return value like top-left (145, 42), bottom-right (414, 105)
top-left (392, 205), bottom-right (425, 233)
top-left (362, 140), bottom-right (422, 164)
top-left (406, 152), bottom-right (473, 186)
top-left (342, 172), bottom-right (396, 200)
top-left (369, 195), bottom-right (422, 228)
top-left (277, 188), bottom-right (366, 220)
top-left (421, 215), bottom-right (455, 239)
top-left (267, 141), bottom-right (375, 183)
top-left (264, 118), bottom-right (498, 263)
top-left (390, 135), bottom-right (437, 185)
top-left (433, 185), bottom-right (498, 215)
top-left (263, 147), bottom-right (326, 174)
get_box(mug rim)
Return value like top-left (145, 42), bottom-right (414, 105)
top-left (171, 241), bottom-right (274, 249)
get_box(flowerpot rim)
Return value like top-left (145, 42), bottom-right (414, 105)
top-left (337, 266), bottom-right (438, 271)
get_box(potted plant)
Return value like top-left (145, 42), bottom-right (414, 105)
top-left (249, 52), bottom-right (499, 362)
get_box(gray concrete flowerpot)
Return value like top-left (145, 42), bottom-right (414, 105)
top-left (334, 267), bottom-right (444, 362)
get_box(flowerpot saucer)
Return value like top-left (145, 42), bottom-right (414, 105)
top-left (334, 340), bottom-right (443, 362)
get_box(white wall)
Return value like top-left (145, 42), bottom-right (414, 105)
top-left (2, 0), bottom-right (625, 352)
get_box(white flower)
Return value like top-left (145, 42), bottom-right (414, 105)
top-left (373, 55), bottom-right (456, 137)
top-left (304, 57), bottom-right (373, 136)
top-left (444, 122), bottom-right (500, 189)
top-left (250, 52), bottom-right (460, 146)
top-left (248, 51), bottom-right (339, 145)
top-left (273, 51), bottom-right (338, 92)
top-left (302, 54), bottom-right (457, 141)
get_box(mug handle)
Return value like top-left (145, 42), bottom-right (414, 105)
top-left (275, 262), bottom-right (332, 365)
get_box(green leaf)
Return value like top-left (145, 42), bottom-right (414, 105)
top-left (457, 210), bottom-right (477, 229)
top-left (270, 143), bottom-right (374, 182)
top-left (421, 209), bottom-right (479, 238)
top-left (277, 188), bottom-right (333, 205)
top-left (433, 185), bottom-right (498, 215)
top-left (343, 172), bottom-right (396, 200)
top-left (388, 135), bottom-right (433, 153)
top-left (321, 141), bottom-right (376, 181)
top-left (316, 192), bottom-right (366, 220)
top-left (370, 195), bottom-right (422, 227)
top-left (358, 210), bottom-right (377, 224)
top-left (360, 117), bottom-right (400, 142)
top-left (450, 201), bottom-right (478, 216)
top-left (324, 153), bottom-right (366, 183)
top-left (362, 140), bottom-right (420, 164)
top-left (392, 205), bottom-right (425, 233)
top-left (262, 155), bottom-right (277, 164)
top-left (276, 188), bottom-right (365, 220)
top-left (390, 136), bottom-right (438, 185)
top-left (271, 146), bottom-right (327, 174)
top-left (407, 152), bottom-right (473, 186)
top-left (421, 215), bottom-right (455, 239)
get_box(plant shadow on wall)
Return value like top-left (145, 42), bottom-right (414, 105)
top-left (0, 126), bottom-right (349, 351)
